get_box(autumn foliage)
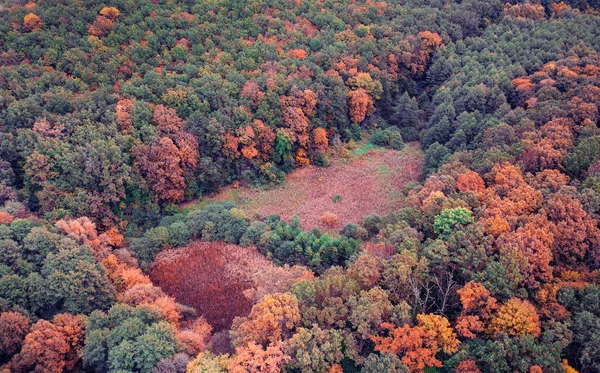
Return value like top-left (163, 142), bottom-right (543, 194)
top-left (371, 314), bottom-right (459, 373)
top-left (0, 312), bottom-right (31, 359)
top-left (231, 293), bottom-right (301, 347)
top-left (488, 298), bottom-right (541, 337)
top-left (150, 242), bottom-right (290, 331)
top-left (10, 314), bottom-right (85, 373)
top-left (3, 0), bottom-right (600, 372)
top-left (23, 13), bottom-right (42, 31)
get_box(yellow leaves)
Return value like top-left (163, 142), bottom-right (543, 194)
top-left (347, 72), bottom-right (383, 99)
top-left (483, 216), bottom-right (510, 237)
top-left (488, 298), bottom-right (541, 337)
top-left (296, 149), bottom-right (310, 167)
top-left (562, 359), bottom-right (579, 373)
top-left (231, 293), bottom-right (301, 348)
top-left (23, 13), bottom-right (42, 32)
top-left (100, 7), bottom-right (120, 21)
top-left (313, 127), bottom-right (329, 150)
top-left (89, 8), bottom-right (119, 37)
top-left (416, 314), bottom-right (460, 354)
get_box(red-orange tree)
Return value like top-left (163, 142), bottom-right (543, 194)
top-left (11, 314), bottom-right (85, 373)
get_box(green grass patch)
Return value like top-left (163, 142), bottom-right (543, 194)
top-left (352, 142), bottom-right (377, 157)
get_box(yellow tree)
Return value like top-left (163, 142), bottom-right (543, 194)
top-left (231, 293), bottom-right (301, 347)
top-left (488, 298), bottom-right (541, 337)
top-left (23, 13), bottom-right (42, 31)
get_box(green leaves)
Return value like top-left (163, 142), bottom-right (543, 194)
top-left (84, 304), bottom-right (176, 373)
top-left (434, 208), bottom-right (474, 239)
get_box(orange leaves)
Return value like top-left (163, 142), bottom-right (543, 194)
top-left (504, 3), bottom-right (546, 20)
top-left (89, 7), bottom-right (119, 36)
top-left (455, 315), bottom-right (484, 339)
top-left (520, 118), bottom-right (574, 172)
top-left (55, 217), bottom-right (112, 257)
top-left (512, 77), bottom-right (536, 92)
top-left (242, 145), bottom-right (259, 159)
top-left (371, 314), bottom-right (459, 373)
top-left (173, 132), bottom-right (199, 171)
top-left (530, 169), bottom-right (569, 193)
top-left (320, 212), bottom-right (339, 228)
top-left (153, 104), bottom-right (185, 134)
top-left (456, 282), bottom-right (497, 339)
top-left (89, 16), bottom-right (115, 37)
top-left (482, 216), bottom-right (510, 237)
top-left (224, 121), bottom-right (276, 162)
top-left (328, 364), bottom-right (344, 373)
top-left (253, 120), bottom-right (276, 161)
top-left (371, 322), bottom-right (441, 373)
top-left (231, 293), bottom-right (301, 348)
top-left (228, 342), bottom-right (291, 373)
top-left (135, 115), bottom-right (198, 202)
top-left (303, 89), bottom-right (317, 117)
top-left (101, 253), bottom-right (151, 293)
top-left (417, 31), bottom-right (443, 52)
top-left (288, 48), bottom-right (308, 59)
top-left (455, 360), bottom-right (482, 373)
top-left (488, 298), bottom-right (541, 337)
top-left (458, 284), bottom-right (541, 339)
top-left (135, 138), bottom-right (185, 202)
top-left (456, 170), bottom-right (485, 193)
top-left (0, 312), bottom-right (31, 358)
top-left (281, 89), bottom-right (317, 148)
top-left (23, 13), bottom-right (42, 31)
top-left (284, 107), bottom-right (310, 145)
top-left (400, 31), bottom-right (443, 76)
top-left (115, 99), bottom-right (134, 133)
top-left (347, 254), bottom-right (382, 289)
top-left (562, 359), bottom-right (579, 373)
top-left (177, 318), bottom-right (213, 356)
top-left (11, 314), bottom-right (85, 373)
top-left (0, 211), bottom-right (14, 225)
top-left (348, 88), bottom-right (375, 124)
top-left (296, 149), bottom-right (310, 166)
top-left (551, 2), bottom-right (570, 15)
top-left (224, 132), bottom-right (241, 159)
top-left (457, 282), bottom-right (497, 316)
top-left (482, 163), bottom-right (542, 225)
top-left (32, 118), bottom-right (65, 138)
top-left (497, 214), bottom-right (554, 286)
top-left (313, 127), bottom-right (329, 151)
top-left (545, 191), bottom-right (600, 265)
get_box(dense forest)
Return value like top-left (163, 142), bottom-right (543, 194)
top-left (1, 0), bottom-right (600, 372)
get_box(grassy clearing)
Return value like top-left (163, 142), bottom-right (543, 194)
top-left (182, 142), bottom-right (423, 231)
